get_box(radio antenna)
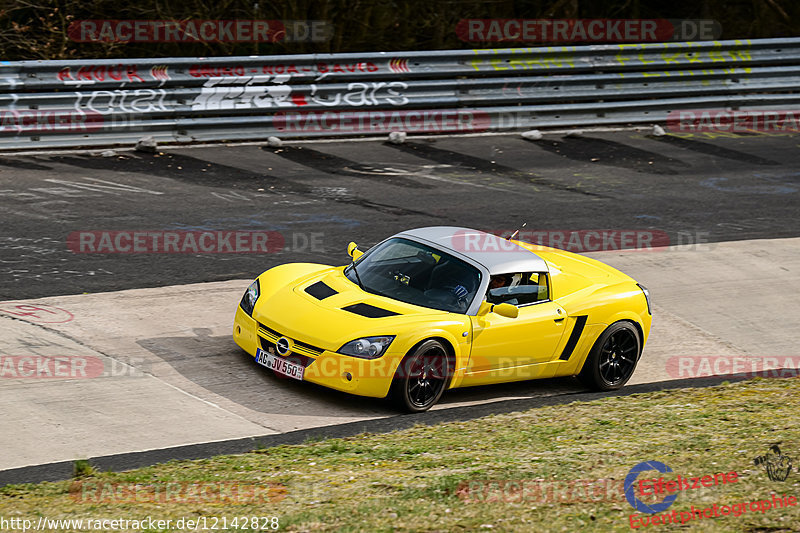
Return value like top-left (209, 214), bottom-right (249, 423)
top-left (507, 222), bottom-right (527, 241)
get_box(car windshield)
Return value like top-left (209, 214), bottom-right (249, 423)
top-left (344, 237), bottom-right (482, 314)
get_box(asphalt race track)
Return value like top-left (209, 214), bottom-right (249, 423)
top-left (1, 129), bottom-right (799, 481)
top-left (2, 130), bottom-right (799, 299)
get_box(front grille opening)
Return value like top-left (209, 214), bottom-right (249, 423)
top-left (258, 322), bottom-right (325, 355)
top-left (259, 338), bottom-right (315, 368)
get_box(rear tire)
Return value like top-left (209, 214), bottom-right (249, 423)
top-left (579, 321), bottom-right (641, 391)
top-left (390, 339), bottom-right (450, 412)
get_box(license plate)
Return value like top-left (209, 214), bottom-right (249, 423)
top-left (255, 348), bottom-right (304, 381)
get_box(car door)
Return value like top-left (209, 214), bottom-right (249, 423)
top-left (461, 274), bottom-right (568, 385)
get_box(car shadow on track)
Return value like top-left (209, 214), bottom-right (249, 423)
top-left (136, 329), bottom-right (395, 418)
top-left (136, 329), bottom-right (591, 417)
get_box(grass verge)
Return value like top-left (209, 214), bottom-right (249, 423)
top-left (2, 377), bottom-right (800, 532)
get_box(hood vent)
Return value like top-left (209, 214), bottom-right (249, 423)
top-left (342, 303), bottom-right (400, 318)
top-left (305, 281), bottom-right (338, 300)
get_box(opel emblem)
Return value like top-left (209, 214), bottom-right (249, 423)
top-left (275, 337), bottom-right (292, 356)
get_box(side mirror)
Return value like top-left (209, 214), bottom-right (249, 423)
top-left (492, 303), bottom-right (519, 319)
top-left (347, 242), bottom-right (364, 260)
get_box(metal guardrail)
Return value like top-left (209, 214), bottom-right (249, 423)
top-left (1, 38), bottom-right (800, 149)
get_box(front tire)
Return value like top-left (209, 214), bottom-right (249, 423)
top-left (390, 339), bottom-right (450, 412)
top-left (579, 321), bottom-right (641, 391)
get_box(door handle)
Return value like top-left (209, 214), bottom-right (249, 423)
top-left (554, 308), bottom-right (565, 322)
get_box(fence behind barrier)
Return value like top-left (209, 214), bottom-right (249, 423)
top-left (1, 38), bottom-right (799, 149)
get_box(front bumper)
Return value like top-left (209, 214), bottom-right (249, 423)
top-left (233, 306), bottom-right (401, 398)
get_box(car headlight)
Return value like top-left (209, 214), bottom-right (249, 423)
top-left (240, 279), bottom-right (260, 316)
top-left (637, 283), bottom-right (652, 315)
top-left (338, 336), bottom-right (395, 359)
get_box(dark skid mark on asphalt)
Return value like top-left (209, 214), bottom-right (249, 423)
top-left (649, 135), bottom-right (780, 166)
top-left (264, 146), bottom-right (434, 189)
top-left (533, 136), bottom-right (691, 175)
top-left (53, 153), bottom-right (285, 192)
top-left (384, 140), bottom-right (607, 198)
top-left (0, 157), bottom-right (52, 171)
top-left (52, 152), bottom-right (288, 190)
top-left (52, 152), bottom-right (429, 217)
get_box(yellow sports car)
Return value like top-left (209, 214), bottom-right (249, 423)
top-left (233, 226), bottom-right (652, 412)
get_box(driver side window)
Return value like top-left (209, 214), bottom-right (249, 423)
top-left (486, 272), bottom-right (549, 307)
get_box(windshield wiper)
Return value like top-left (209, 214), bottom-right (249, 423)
top-left (350, 261), bottom-right (365, 291)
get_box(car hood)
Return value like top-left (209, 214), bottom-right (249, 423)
top-left (251, 266), bottom-right (450, 351)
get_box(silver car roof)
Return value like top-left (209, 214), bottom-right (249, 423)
top-left (396, 226), bottom-right (549, 275)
